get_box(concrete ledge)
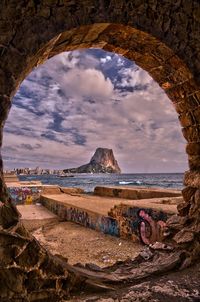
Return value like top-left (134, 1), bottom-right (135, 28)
top-left (94, 186), bottom-right (181, 199)
top-left (4, 174), bottom-right (19, 183)
top-left (18, 181), bottom-right (42, 186)
top-left (121, 198), bottom-right (178, 214)
top-left (60, 187), bottom-right (85, 194)
top-left (41, 185), bottom-right (62, 195)
top-left (7, 184), bottom-right (85, 205)
top-left (40, 193), bottom-right (178, 244)
top-left (41, 194), bottom-right (120, 237)
top-left (17, 204), bottom-right (58, 231)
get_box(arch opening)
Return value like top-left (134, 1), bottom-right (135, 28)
top-left (3, 47), bottom-right (187, 267)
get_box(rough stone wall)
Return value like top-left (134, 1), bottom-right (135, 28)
top-left (0, 0), bottom-right (200, 300)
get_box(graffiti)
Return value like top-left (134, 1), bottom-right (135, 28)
top-left (110, 205), bottom-right (168, 244)
top-left (42, 197), bottom-right (120, 237)
top-left (8, 187), bottom-right (41, 205)
top-left (63, 207), bottom-right (119, 236)
top-left (41, 197), bottom-right (168, 243)
top-left (138, 209), bottom-right (166, 245)
top-left (98, 216), bottom-right (119, 236)
top-left (65, 207), bottom-right (90, 227)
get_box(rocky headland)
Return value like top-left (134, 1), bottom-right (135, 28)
top-left (63, 147), bottom-right (121, 174)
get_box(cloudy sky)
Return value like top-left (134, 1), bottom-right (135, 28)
top-left (2, 49), bottom-right (187, 173)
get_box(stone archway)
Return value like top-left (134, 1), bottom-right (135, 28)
top-left (0, 1), bottom-right (200, 300)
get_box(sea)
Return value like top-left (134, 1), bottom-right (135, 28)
top-left (19, 173), bottom-right (184, 193)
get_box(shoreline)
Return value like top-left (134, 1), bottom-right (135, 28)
top-left (16, 173), bottom-right (184, 193)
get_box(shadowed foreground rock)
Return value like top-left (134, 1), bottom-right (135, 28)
top-left (68, 263), bottom-right (200, 301)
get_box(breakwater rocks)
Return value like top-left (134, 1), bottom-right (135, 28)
top-left (64, 148), bottom-right (121, 174)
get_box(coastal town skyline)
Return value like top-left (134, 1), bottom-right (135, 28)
top-left (2, 49), bottom-right (187, 173)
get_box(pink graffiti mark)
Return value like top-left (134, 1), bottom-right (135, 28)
top-left (138, 209), bottom-right (166, 245)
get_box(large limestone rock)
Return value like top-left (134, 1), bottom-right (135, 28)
top-left (64, 148), bottom-right (121, 174)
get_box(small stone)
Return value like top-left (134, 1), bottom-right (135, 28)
top-left (166, 214), bottom-right (187, 229)
top-left (139, 247), bottom-right (154, 260)
top-left (149, 242), bottom-right (173, 251)
top-left (173, 229), bottom-right (194, 244)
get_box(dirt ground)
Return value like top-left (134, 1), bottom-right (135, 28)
top-left (32, 220), bottom-right (142, 267)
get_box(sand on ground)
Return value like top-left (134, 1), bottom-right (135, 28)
top-left (32, 221), bottom-right (142, 267)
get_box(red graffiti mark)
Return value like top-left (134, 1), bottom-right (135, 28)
top-left (138, 209), bottom-right (166, 245)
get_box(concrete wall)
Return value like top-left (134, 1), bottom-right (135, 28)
top-left (94, 186), bottom-right (181, 199)
top-left (7, 185), bottom-right (84, 205)
top-left (41, 195), bottom-right (174, 244)
top-left (41, 196), bottom-right (120, 237)
top-left (8, 186), bottom-right (42, 205)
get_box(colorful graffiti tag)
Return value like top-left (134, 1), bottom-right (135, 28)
top-left (137, 209), bottom-right (167, 245)
top-left (8, 187), bottom-right (41, 205)
top-left (98, 216), bottom-right (119, 236)
top-left (110, 205), bottom-right (168, 244)
top-left (65, 207), bottom-right (90, 227)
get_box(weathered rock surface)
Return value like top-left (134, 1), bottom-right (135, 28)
top-left (68, 262), bottom-right (200, 301)
top-left (64, 148), bottom-right (121, 174)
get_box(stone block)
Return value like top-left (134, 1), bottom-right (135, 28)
top-left (94, 186), bottom-right (181, 199)
top-left (166, 214), bottom-right (187, 230)
top-left (182, 186), bottom-right (196, 203)
top-left (186, 142), bottom-right (200, 155)
top-left (173, 229), bottom-right (194, 244)
top-left (193, 106), bottom-right (200, 122)
top-left (177, 202), bottom-right (190, 216)
top-left (184, 170), bottom-right (200, 187)
top-left (188, 155), bottom-right (200, 170)
top-left (174, 100), bottom-right (188, 114)
top-left (182, 125), bottom-right (200, 142)
top-left (178, 112), bottom-right (194, 127)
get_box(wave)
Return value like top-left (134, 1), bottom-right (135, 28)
top-left (119, 180), bottom-right (142, 185)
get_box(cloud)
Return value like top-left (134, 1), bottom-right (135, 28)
top-left (59, 68), bottom-right (114, 99)
top-left (2, 49), bottom-right (187, 172)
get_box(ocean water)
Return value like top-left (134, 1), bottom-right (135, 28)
top-left (19, 173), bottom-right (184, 192)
